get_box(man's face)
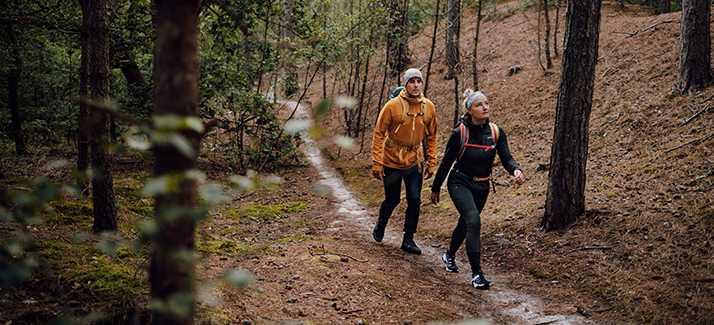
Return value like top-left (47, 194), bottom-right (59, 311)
top-left (405, 78), bottom-right (423, 97)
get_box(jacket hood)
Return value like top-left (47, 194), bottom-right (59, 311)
top-left (399, 89), bottom-right (425, 103)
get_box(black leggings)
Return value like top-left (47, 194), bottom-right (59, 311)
top-left (447, 172), bottom-right (490, 260)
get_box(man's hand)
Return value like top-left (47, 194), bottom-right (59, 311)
top-left (513, 169), bottom-right (525, 185)
top-left (430, 191), bottom-right (440, 205)
top-left (424, 171), bottom-right (433, 180)
top-left (372, 170), bottom-right (384, 180)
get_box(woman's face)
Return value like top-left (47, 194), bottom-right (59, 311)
top-left (468, 95), bottom-right (490, 120)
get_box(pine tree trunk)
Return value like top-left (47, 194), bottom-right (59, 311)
top-left (424, 0), bottom-right (440, 97)
top-left (78, 0), bottom-right (90, 191)
top-left (87, 0), bottom-right (117, 233)
top-left (150, 0), bottom-right (201, 324)
top-left (445, 0), bottom-right (461, 80)
top-left (472, 0), bottom-right (482, 90)
top-left (5, 24), bottom-right (27, 156)
top-left (660, 0), bottom-right (670, 13)
top-left (280, 0), bottom-right (298, 97)
top-left (542, 0), bottom-right (602, 230)
top-left (676, 0), bottom-right (712, 94)
top-left (543, 0), bottom-right (552, 69)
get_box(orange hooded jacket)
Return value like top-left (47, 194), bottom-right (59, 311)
top-left (372, 89), bottom-right (438, 174)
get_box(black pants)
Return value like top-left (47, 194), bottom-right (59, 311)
top-left (446, 171), bottom-right (490, 255)
top-left (379, 165), bottom-right (422, 234)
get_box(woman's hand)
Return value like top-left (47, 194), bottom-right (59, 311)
top-left (513, 169), bottom-right (525, 185)
top-left (430, 191), bottom-right (440, 205)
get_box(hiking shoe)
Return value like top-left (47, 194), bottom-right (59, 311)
top-left (372, 218), bottom-right (387, 242)
top-left (400, 237), bottom-right (422, 255)
top-left (471, 271), bottom-right (490, 290)
top-left (442, 251), bottom-right (459, 272)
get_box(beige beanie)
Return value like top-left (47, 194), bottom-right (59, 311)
top-left (402, 68), bottom-right (422, 87)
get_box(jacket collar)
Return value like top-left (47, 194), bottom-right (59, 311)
top-left (460, 114), bottom-right (490, 128)
top-left (399, 89), bottom-right (424, 104)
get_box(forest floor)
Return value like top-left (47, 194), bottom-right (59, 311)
top-left (1, 1), bottom-right (714, 325)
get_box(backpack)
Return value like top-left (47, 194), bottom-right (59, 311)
top-left (440, 121), bottom-right (500, 192)
top-left (456, 121), bottom-right (499, 161)
top-left (389, 87), bottom-right (429, 135)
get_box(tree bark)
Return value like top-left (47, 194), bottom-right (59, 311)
top-left (553, 0), bottom-right (560, 58)
top-left (280, 0), bottom-right (298, 97)
top-left (78, 0), bottom-right (90, 191)
top-left (150, 0), bottom-right (201, 324)
top-left (5, 24), bottom-right (27, 155)
top-left (676, 0), bottom-right (712, 94)
top-left (471, 0), bottom-right (482, 90)
top-left (542, 0), bottom-right (602, 230)
top-left (543, 0), bottom-right (552, 69)
top-left (119, 59), bottom-right (151, 117)
top-left (386, 0), bottom-right (410, 76)
top-left (424, 0), bottom-right (440, 97)
top-left (87, 0), bottom-right (117, 233)
top-left (660, 0), bottom-right (670, 13)
top-left (444, 0), bottom-right (461, 80)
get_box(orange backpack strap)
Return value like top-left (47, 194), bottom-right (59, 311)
top-left (489, 122), bottom-right (499, 145)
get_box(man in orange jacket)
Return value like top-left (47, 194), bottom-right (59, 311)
top-left (371, 68), bottom-right (438, 254)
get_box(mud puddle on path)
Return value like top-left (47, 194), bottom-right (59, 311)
top-left (289, 101), bottom-right (591, 325)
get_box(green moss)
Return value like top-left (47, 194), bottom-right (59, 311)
top-left (44, 201), bottom-right (93, 229)
top-left (196, 240), bottom-right (275, 256)
top-left (221, 201), bottom-right (307, 222)
top-left (34, 239), bottom-right (147, 307)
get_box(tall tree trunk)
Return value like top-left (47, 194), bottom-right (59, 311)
top-left (676, 0), bottom-right (712, 94)
top-left (87, 0), bottom-right (117, 233)
top-left (377, 41), bottom-right (389, 122)
top-left (444, 0), bottom-right (461, 80)
top-left (280, 0), bottom-right (298, 97)
top-left (660, 0), bottom-right (670, 13)
top-left (150, 0), bottom-right (201, 324)
top-left (386, 0), bottom-right (410, 76)
top-left (424, 0), bottom-right (440, 97)
top-left (452, 77), bottom-right (459, 126)
top-left (553, 0), bottom-right (560, 58)
top-left (542, 0), bottom-right (602, 230)
top-left (78, 0), bottom-right (90, 191)
top-left (471, 0), bottom-right (482, 90)
top-left (5, 24), bottom-right (27, 155)
top-left (356, 51), bottom-right (370, 140)
top-left (543, 0), bottom-right (552, 69)
top-left (120, 59), bottom-right (151, 117)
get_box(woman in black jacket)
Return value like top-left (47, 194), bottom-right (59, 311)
top-left (430, 89), bottom-right (524, 290)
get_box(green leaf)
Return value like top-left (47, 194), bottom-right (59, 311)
top-left (313, 98), bottom-right (332, 118)
top-left (223, 269), bottom-right (254, 288)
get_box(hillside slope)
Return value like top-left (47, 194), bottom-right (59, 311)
top-left (312, 1), bottom-right (714, 324)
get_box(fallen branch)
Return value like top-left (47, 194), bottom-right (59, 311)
top-left (599, 58), bottom-right (637, 78)
top-left (680, 103), bottom-right (710, 126)
top-left (665, 132), bottom-right (714, 153)
top-left (641, 19), bottom-right (673, 33)
top-left (564, 246), bottom-right (612, 255)
top-left (308, 246), bottom-right (368, 263)
top-left (625, 19), bottom-right (674, 38)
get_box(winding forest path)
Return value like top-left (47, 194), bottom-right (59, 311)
top-left (276, 101), bottom-right (592, 324)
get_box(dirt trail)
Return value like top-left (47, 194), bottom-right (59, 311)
top-left (285, 101), bottom-right (591, 324)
